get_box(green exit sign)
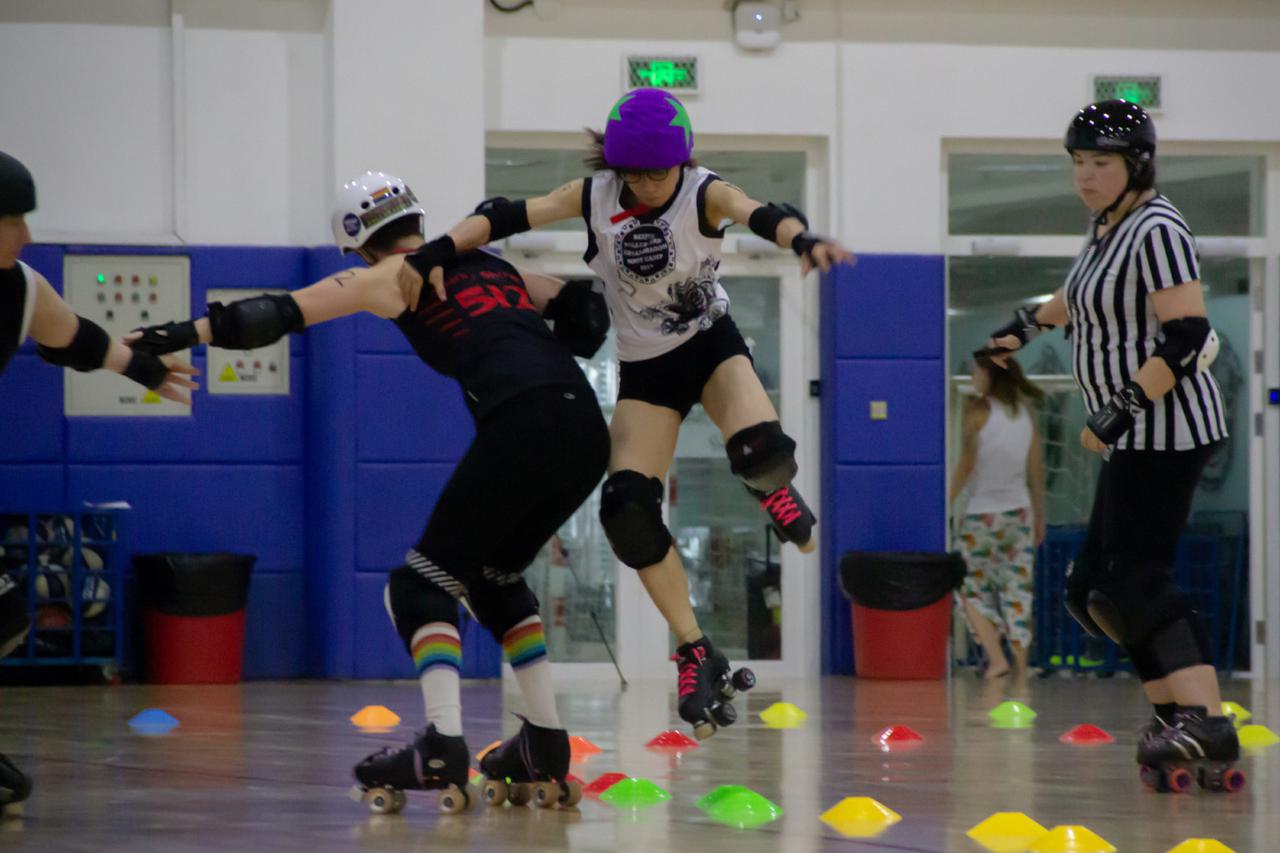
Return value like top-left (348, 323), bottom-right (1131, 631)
top-left (1093, 75), bottom-right (1162, 110)
top-left (626, 55), bottom-right (699, 93)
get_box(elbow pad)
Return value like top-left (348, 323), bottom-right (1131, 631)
top-left (747, 202), bottom-right (809, 243)
top-left (1152, 317), bottom-right (1219, 379)
top-left (36, 316), bottom-right (111, 372)
top-left (207, 294), bottom-right (305, 350)
top-left (474, 196), bottom-right (531, 242)
top-left (545, 279), bottom-right (610, 359)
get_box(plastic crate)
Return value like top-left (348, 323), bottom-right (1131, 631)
top-left (0, 505), bottom-right (129, 676)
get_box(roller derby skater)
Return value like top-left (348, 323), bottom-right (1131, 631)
top-left (128, 170), bottom-right (611, 816)
top-left (398, 88), bottom-right (849, 739)
top-left (982, 100), bottom-right (1238, 792)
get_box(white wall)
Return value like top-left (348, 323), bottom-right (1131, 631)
top-left (4, 0), bottom-right (1280, 250)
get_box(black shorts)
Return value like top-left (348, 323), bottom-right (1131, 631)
top-left (617, 314), bottom-right (752, 419)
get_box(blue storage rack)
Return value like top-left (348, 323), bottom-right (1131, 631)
top-left (0, 505), bottom-right (129, 676)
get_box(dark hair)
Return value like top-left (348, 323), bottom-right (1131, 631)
top-left (1129, 156), bottom-right (1157, 191)
top-left (361, 214), bottom-right (423, 257)
top-left (976, 354), bottom-right (1044, 410)
top-left (583, 128), bottom-right (697, 172)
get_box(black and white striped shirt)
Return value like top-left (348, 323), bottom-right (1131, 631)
top-left (1064, 194), bottom-right (1227, 451)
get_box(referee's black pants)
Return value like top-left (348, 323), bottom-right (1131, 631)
top-left (1073, 443), bottom-right (1218, 681)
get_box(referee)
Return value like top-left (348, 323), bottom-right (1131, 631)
top-left (982, 100), bottom-right (1240, 789)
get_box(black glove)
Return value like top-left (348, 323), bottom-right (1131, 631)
top-left (1086, 380), bottom-right (1150, 446)
top-left (405, 234), bottom-right (457, 283)
top-left (128, 319), bottom-right (200, 356)
top-left (981, 306), bottom-right (1055, 356)
top-left (545, 279), bottom-right (609, 359)
top-left (791, 231), bottom-right (830, 264)
top-left (122, 350), bottom-right (170, 390)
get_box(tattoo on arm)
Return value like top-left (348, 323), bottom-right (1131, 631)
top-left (330, 270), bottom-right (357, 288)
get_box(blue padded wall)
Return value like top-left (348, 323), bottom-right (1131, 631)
top-left (821, 255), bottom-right (947, 674)
top-left (0, 244), bottom-right (312, 678)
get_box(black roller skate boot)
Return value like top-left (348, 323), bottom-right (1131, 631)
top-left (351, 724), bottom-right (471, 815)
top-left (477, 715), bottom-right (580, 809)
top-left (0, 572), bottom-right (30, 659)
top-left (0, 754), bottom-right (31, 816)
top-left (747, 484), bottom-right (817, 553)
top-left (674, 636), bottom-right (756, 741)
top-left (1137, 706), bottom-right (1245, 794)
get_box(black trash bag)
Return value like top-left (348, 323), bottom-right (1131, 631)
top-left (838, 551), bottom-right (967, 612)
top-left (134, 553), bottom-right (254, 618)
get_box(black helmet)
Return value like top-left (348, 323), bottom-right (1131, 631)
top-left (1064, 100), bottom-right (1155, 159)
top-left (0, 152), bottom-right (36, 217)
top-left (1065, 100), bottom-right (1156, 220)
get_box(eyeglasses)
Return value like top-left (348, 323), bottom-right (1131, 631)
top-left (618, 168), bottom-right (672, 184)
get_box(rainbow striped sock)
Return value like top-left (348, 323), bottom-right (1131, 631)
top-left (503, 618), bottom-right (547, 670)
top-left (411, 624), bottom-right (461, 675)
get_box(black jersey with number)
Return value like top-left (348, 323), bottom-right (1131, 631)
top-left (0, 262), bottom-right (36, 376)
top-left (393, 250), bottom-right (587, 419)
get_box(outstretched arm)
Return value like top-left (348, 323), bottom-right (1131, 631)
top-left (703, 180), bottom-right (855, 274)
top-left (398, 181), bottom-right (586, 307)
top-left (128, 257), bottom-right (406, 356)
top-left (27, 271), bottom-right (198, 404)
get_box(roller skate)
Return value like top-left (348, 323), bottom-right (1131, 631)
top-left (477, 715), bottom-right (581, 809)
top-left (674, 636), bottom-right (755, 741)
top-left (0, 754), bottom-right (31, 817)
top-left (1137, 706), bottom-right (1245, 794)
top-left (747, 484), bottom-right (816, 553)
top-left (350, 724), bottom-right (472, 815)
top-left (0, 573), bottom-right (30, 659)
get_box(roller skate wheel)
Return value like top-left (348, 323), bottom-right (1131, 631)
top-left (1166, 767), bottom-right (1194, 793)
top-left (363, 786), bottom-right (403, 815)
top-left (711, 702), bottom-right (737, 728)
top-left (507, 783), bottom-right (533, 807)
top-left (693, 721), bottom-right (717, 741)
top-left (392, 789), bottom-right (407, 811)
top-left (438, 784), bottom-right (470, 814)
top-left (1221, 768), bottom-right (1246, 793)
top-left (1138, 765), bottom-right (1163, 791)
top-left (481, 779), bottom-right (509, 807)
top-left (533, 782), bottom-right (560, 809)
top-left (560, 780), bottom-right (583, 808)
top-left (731, 668), bottom-right (756, 692)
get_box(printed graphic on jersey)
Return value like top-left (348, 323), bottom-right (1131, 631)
top-left (632, 257), bottom-right (728, 336)
top-left (615, 219), bottom-right (677, 287)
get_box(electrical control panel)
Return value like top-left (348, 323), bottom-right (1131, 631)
top-left (62, 255), bottom-right (191, 417)
top-left (205, 289), bottom-right (291, 396)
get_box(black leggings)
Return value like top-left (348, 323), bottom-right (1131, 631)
top-left (1071, 444), bottom-right (1216, 680)
top-left (414, 383), bottom-right (610, 632)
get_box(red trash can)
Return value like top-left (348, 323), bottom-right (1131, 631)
top-left (839, 551), bottom-right (966, 680)
top-left (135, 553), bottom-right (254, 684)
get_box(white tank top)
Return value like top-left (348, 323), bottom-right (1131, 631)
top-left (966, 400), bottom-right (1033, 515)
top-left (582, 166), bottom-right (730, 362)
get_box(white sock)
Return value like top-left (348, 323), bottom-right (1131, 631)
top-left (503, 616), bottom-right (560, 729)
top-left (410, 622), bottom-right (463, 736)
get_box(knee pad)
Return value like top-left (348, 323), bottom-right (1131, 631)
top-left (599, 470), bottom-right (673, 569)
top-left (384, 561), bottom-right (463, 649)
top-left (469, 568), bottom-right (540, 639)
top-left (726, 421), bottom-right (798, 494)
top-left (1064, 555), bottom-right (1105, 638)
top-left (1087, 559), bottom-right (1195, 647)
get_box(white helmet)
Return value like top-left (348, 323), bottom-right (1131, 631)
top-left (331, 171), bottom-right (425, 253)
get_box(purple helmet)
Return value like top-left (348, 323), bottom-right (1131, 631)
top-left (602, 88), bottom-right (694, 170)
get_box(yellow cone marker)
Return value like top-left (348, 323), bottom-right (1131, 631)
top-left (1028, 825), bottom-right (1116, 853)
top-left (966, 812), bottom-right (1049, 853)
top-left (759, 702), bottom-right (808, 729)
top-left (1220, 701), bottom-right (1251, 725)
top-left (1237, 724), bottom-right (1279, 749)
top-left (819, 797), bottom-right (901, 838)
top-left (349, 705), bottom-right (400, 729)
top-left (1167, 840), bottom-right (1236, 853)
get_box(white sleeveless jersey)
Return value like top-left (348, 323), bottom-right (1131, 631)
top-left (966, 400), bottom-right (1033, 515)
top-left (582, 166), bottom-right (730, 362)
